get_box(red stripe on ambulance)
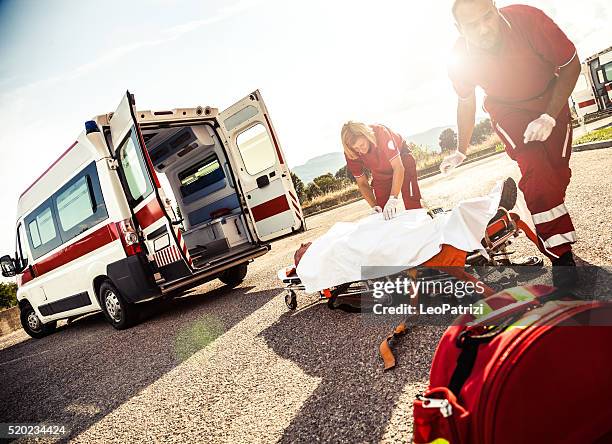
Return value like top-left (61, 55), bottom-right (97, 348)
top-left (135, 199), bottom-right (164, 229)
top-left (250, 195), bottom-right (290, 222)
top-left (21, 224), bottom-right (119, 284)
top-left (578, 98), bottom-right (596, 108)
top-left (263, 113), bottom-right (284, 165)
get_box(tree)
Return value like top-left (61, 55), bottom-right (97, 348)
top-left (304, 182), bottom-right (322, 200)
top-left (290, 171), bottom-right (306, 202)
top-left (0, 282), bottom-right (17, 309)
top-left (334, 165), bottom-right (355, 182)
top-left (471, 118), bottom-right (493, 145)
top-left (313, 173), bottom-right (340, 194)
top-left (439, 128), bottom-right (458, 153)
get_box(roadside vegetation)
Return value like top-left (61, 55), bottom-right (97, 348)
top-left (293, 119), bottom-right (503, 215)
top-left (0, 282), bottom-right (18, 309)
top-left (573, 126), bottom-right (612, 145)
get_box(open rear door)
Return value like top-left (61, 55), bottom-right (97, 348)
top-left (109, 91), bottom-right (193, 281)
top-left (219, 90), bottom-right (304, 242)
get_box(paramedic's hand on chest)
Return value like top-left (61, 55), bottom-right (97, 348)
top-left (383, 196), bottom-right (399, 220)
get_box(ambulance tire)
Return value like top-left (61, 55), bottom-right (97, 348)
top-left (99, 280), bottom-right (136, 330)
top-left (20, 303), bottom-right (57, 339)
top-left (219, 263), bottom-right (248, 288)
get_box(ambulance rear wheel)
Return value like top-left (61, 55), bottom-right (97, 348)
top-left (20, 304), bottom-right (56, 339)
top-left (219, 263), bottom-right (248, 288)
top-left (99, 280), bottom-right (135, 330)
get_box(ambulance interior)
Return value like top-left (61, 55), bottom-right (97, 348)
top-left (141, 124), bottom-right (253, 268)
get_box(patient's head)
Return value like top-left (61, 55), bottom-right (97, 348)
top-left (341, 121), bottom-right (376, 160)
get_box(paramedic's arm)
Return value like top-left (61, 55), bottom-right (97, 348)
top-left (355, 175), bottom-right (378, 208)
top-left (545, 55), bottom-right (581, 118)
top-left (389, 155), bottom-right (405, 198)
top-left (457, 89), bottom-right (476, 155)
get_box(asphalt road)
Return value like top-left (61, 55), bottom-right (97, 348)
top-left (1, 148), bottom-right (611, 443)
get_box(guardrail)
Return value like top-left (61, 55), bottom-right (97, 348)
top-left (303, 140), bottom-right (611, 219)
top-left (572, 139), bottom-right (612, 152)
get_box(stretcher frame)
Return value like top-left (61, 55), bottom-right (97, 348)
top-left (278, 208), bottom-right (540, 311)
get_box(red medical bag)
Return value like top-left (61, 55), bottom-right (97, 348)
top-left (413, 285), bottom-right (612, 444)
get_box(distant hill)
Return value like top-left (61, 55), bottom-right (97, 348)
top-left (291, 152), bottom-right (346, 184)
top-left (406, 125), bottom-right (455, 152)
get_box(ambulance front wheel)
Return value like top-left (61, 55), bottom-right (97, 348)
top-left (20, 304), bottom-right (56, 339)
top-left (99, 280), bottom-right (136, 330)
top-left (285, 291), bottom-right (297, 310)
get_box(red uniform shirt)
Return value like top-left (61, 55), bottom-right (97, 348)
top-left (345, 124), bottom-right (406, 182)
top-left (449, 5), bottom-right (576, 115)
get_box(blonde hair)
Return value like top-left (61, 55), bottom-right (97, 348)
top-left (341, 121), bottom-right (376, 160)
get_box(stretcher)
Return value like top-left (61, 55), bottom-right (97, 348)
top-left (278, 201), bottom-right (543, 370)
top-left (278, 206), bottom-right (542, 312)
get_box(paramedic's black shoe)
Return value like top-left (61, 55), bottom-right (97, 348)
top-left (488, 177), bottom-right (518, 224)
top-left (552, 251), bottom-right (579, 289)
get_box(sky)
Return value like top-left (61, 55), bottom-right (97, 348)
top-left (0, 0), bottom-right (610, 268)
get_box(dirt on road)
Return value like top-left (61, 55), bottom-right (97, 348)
top-left (1, 148), bottom-right (610, 443)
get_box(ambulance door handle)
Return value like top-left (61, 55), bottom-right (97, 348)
top-left (256, 175), bottom-right (270, 188)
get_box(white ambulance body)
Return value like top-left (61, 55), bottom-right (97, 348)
top-left (1, 90), bottom-right (304, 338)
top-left (571, 46), bottom-right (612, 121)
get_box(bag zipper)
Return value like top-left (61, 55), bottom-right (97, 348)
top-left (420, 396), bottom-right (462, 443)
top-left (475, 304), bottom-right (595, 442)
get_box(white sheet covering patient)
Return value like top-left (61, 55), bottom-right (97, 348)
top-left (296, 182), bottom-right (505, 293)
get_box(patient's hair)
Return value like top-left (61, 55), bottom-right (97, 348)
top-left (341, 121), bottom-right (377, 160)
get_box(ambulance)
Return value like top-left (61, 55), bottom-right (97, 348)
top-left (570, 45), bottom-right (612, 122)
top-left (0, 90), bottom-right (304, 338)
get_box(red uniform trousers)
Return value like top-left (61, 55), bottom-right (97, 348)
top-left (372, 151), bottom-right (422, 210)
top-left (491, 104), bottom-right (575, 259)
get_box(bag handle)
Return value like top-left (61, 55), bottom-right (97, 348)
top-left (463, 287), bottom-right (575, 333)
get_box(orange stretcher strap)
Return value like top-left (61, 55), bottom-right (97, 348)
top-left (380, 322), bottom-right (408, 371)
top-left (422, 244), bottom-right (467, 267)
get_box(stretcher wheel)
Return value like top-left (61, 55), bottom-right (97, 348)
top-left (285, 291), bottom-right (297, 310)
top-left (516, 255), bottom-right (544, 267)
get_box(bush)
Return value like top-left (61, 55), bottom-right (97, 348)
top-left (0, 282), bottom-right (18, 309)
top-left (573, 127), bottom-right (612, 145)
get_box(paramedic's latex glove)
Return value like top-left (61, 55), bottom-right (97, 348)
top-left (440, 151), bottom-right (467, 174)
top-left (523, 113), bottom-right (556, 144)
top-left (383, 196), bottom-right (399, 220)
top-left (370, 205), bottom-right (383, 215)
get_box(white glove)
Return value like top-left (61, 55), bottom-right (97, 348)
top-left (523, 113), bottom-right (556, 144)
top-left (370, 205), bottom-right (383, 215)
top-left (383, 196), bottom-right (399, 220)
top-left (440, 151), bottom-right (467, 174)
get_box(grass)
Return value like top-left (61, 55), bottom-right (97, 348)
top-left (301, 134), bottom-right (502, 215)
top-left (573, 127), bottom-right (612, 145)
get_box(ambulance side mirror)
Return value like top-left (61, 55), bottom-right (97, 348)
top-left (0, 255), bottom-right (16, 278)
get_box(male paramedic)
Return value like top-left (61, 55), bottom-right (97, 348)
top-left (440, 0), bottom-right (580, 287)
top-left (342, 121), bottom-right (422, 220)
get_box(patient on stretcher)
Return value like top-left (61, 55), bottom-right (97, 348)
top-left (292, 179), bottom-right (524, 293)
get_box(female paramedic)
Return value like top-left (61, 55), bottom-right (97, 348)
top-left (341, 121), bottom-right (422, 220)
